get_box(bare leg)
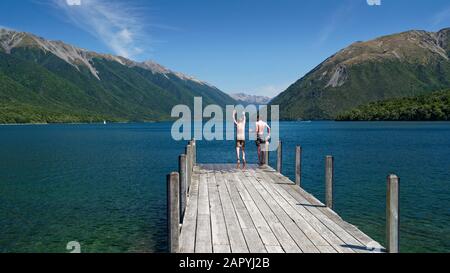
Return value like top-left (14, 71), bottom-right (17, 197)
top-left (236, 147), bottom-right (241, 168)
top-left (257, 145), bottom-right (262, 165)
top-left (242, 147), bottom-right (246, 169)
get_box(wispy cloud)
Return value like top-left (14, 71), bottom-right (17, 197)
top-left (52, 0), bottom-right (152, 59)
top-left (0, 25), bottom-right (14, 31)
top-left (258, 83), bottom-right (290, 98)
top-left (432, 6), bottom-right (450, 27)
top-left (316, 2), bottom-right (355, 46)
top-left (234, 82), bottom-right (292, 98)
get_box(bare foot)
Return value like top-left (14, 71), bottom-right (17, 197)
top-left (242, 161), bottom-right (247, 170)
top-left (237, 160), bottom-right (241, 169)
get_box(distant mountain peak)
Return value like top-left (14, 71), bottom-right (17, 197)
top-left (0, 28), bottom-right (216, 87)
top-left (138, 60), bottom-right (172, 75)
top-left (0, 28), bottom-right (100, 79)
top-left (312, 28), bottom-right (450, 90)
top-left (271, 27), bottom-right (450, 120)
top-left (0, 28), bottom-right (236, 124)
top-left (231, 93), bottom-right (271, 105)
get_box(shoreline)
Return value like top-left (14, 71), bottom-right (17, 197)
top-left (0, 121), bottom-right (159, 126)
top-left (1, 120), bottom-right (449, 126)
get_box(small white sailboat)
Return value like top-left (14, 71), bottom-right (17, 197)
top-left (103, 120), bottom-right (107, 125)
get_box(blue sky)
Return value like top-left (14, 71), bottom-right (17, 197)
top-left (1, 0), bottom-right (450, 97)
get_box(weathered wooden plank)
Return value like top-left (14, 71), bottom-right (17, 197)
top-left (276, 180), bottom-right (375, 252)
top-left (265, 245), bottom-right (285, 253)
top-left (167, 172), bottom-right (180, 253)
top-left (221, 172), bottom-right (267, 253)
top-left (179, 172), bottom-right (200, 253)
top-left (277, 141), bottom-right (282, 173)
top-left (278, 182), bottom-right (370, 253)
top-left (387, 174), bottom-right (399, 253)
top-left (253, 169), bottom-right (355, 253)
top-left (237, 173), bottom-right (302, 253)
top-left (214, 245), bottom-right (232, 253)
top-left (244, 172), bottom-right (320, 253)
top-left (180, 163), bottom-right (383, 254)
top-left (207, 172), bottom-right (231, 253)
top-left (296, 146), bottom-right (302, 187)
top-left (195, 174), bottom-right (212, 253)
top-left (317, 245), bottom-right (338, 253)
top-left (325, 156), bottom-right (334, 209)
top-left (247, 169), bottom-right (331, 249)
top-left (215, 171), bottom-right (249, 253)
top-left (224, 172), bottom-right (280, 249)
top-left (186, 145), bottom-right (192, 191)
top-left (241, 229), bottom-right (267, 253)
top-left (270, 170), bottom-right (384, 252)
top-left (179, 154), bottom-right (187, 222)
top-left (179, 174), bottom-right (199, 251)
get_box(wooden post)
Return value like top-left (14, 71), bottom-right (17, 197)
top-left (277, 141), bottom-right (282, 173)
top-left (167, 172), bottom-right (180, 253)
top-left (189, 140), bottom-right (194, 172)
top-left (186, 144), bottom-right (192, 191)
top-left (179, 154), bottom-right (187, 222)
top-left (387, 174), bottom-right (400, 253)
top-left (295, 146), bottom-right (302, 187)
top-left (192, 139), bottom-right (197, 166)
top-left (325, 156), bottom-right (334, 209)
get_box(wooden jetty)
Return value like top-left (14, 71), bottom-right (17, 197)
top-left (167, 140), bottom-right (399, 253)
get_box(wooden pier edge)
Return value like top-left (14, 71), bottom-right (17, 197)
top-left (295, 146), bottom-right (302, 187)
top-left (167, 172), bottom-right (180, 253)
top-left (167, 140), bottom-right (398, 253)
top-left (387, 174), bottom-right (400, 253)
top-left (277, 140), bottom-right (282, 173)
top-left (325, 156), bottom-right (334, 210)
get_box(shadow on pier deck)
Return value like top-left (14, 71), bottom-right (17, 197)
top-left (178, 164), bottom-right (384, 253)
top-left (167, 141), bottom-right (395, 253)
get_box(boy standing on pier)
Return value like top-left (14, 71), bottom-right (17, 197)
top-left (256, 114), bottom-right (271, 166)
top-left (233, 110), bottom-right (247, 169)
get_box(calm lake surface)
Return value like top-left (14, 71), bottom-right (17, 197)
top-left (0, 122), bottom-right (449, 253)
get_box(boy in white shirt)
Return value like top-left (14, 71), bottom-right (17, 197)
top-left (233, 110), bottom-right (247, 169)
top-left (255, 114), bottom-right (271, 166)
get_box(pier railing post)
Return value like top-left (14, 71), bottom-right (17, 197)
top-left (186, 144), bottom-right (192, 191)
top-left (189, 140), bottom-right (194, 172)
top-left (387, 174), bottom-right (400, 253)
top-left (296, 146), bottom-right (302, 187)
top-left (179, 154), bottom-right (187, 222)
top-left (167, 172), bottom-right (180, 253)
top-left (277, 141), bottom-right (282, 173)
top-left (325, 156), bottom-right (334, 209)
top-left (192, 139), bottom-right (196, 166)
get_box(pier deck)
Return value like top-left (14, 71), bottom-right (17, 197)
top-left (178, 164), bottom-right (384, 253)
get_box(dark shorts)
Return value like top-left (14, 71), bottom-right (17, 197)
top-left (236, 140), bottom-right (246, 148)
top-left (255, 136), bottom-right (266, 147)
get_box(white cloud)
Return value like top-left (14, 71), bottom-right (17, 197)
top-left (432, 6), bottom-right (450, 27)
top-left (66, 0), bottom-right (81, 6)
top-left (257, 83), bottom-right (291, 98)
top-left (0, 25), bottom-right (14, 31)
top-left (316, 3), bottom-right (355, 46)
top-left (53, 0), bottom-right (150, 59)
top-left (232, 82), bottom-right (292, 98)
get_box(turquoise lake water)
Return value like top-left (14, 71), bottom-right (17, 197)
top-left (0, 122), bottom-right (449, 253)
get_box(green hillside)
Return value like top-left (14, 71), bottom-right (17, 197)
top-left (336, 89), bottom-right (450, 121)
top-left (271, 28), bottom-right (450, 120)
top-left (0, 29), bottom-right (236, 124)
